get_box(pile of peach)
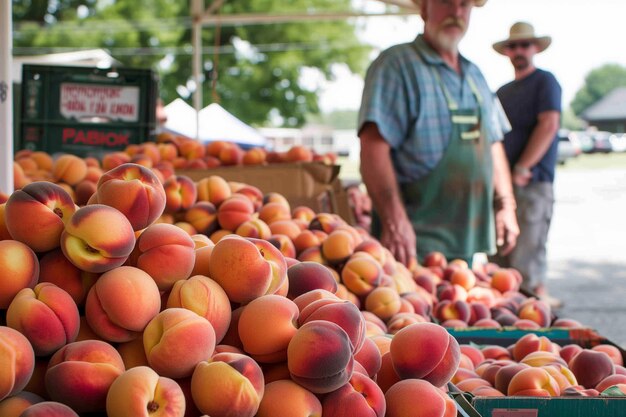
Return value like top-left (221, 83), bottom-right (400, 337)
top-left (452, 334), bottom-right (626, 397)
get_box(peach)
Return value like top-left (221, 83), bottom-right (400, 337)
top-left (163, 175), bottom-right (197, 214)
top-left (287, 261), bottom-right (338, 299)
top-left (0, 326), bottom-right (35, 402)
top-left (19, 401), bottom-right (79, 417)
top-left (4, 181), bottom-right (76, 252)
top-left (292, 289), bottom-right (341, 312)
top-left (218, 143), bottom-right (244, 166)
top-left (299, 298), bottom-right (366, 353)
top-left (61, 204), bottom-right (135, 273)
top-left (0, 240), bottom-right (39, 309)
top-left (401, 291), bottom-right (434, 317)
top-left (560, 344), bottom-right (584, 364)
top-left (268, 219), bottom-right (301, 240)
top-left (143, 308), bottom-right (216, 379)
top-left (436, 282), bottom-right (468, 302)
top-left (449, 267), bottom-right (476, 291)
top-left (258, 202), bottom-right (291, 225)
top-left (196, 175), bottom-right (231, 206)
top-left (217, 195), bottom-right (255, 231)
top-left (354, 336), bottom-right (383, 379)
top-left (384, 379), bottom-right (456, 417)
top-left (106, 366), bottom-right (185, 417)
top-left (45, 339), bottom-right (125, 412)
top-left (293, 230), bottom-right (322, 254)
top-left (422, 251), bottom-right (448, 268)
top-left (322, 370), bottom-right (385, 417)
top-left (93, 162), bottom-right (166, 231)
top-left (0, 391), bottom-right (44, 417)
top-left (285, 145), bottom-right (314, 162)
top-left (519, 351), bottom-right (567, 368)
top-left (166, 275), bottom-right (231, 343)
top-left (552, 318), bottom-right (585, 328)
top-left (51, 154), bottom-right (87, 185)
top-left (386, 312), bottom-right (429, 334)
top-left (242, 147), bottom-right (267, 166)
top-left (131, 223), bottom-right (196, 291)
top-left (455, 377), bottom-right (492, 393)
top-left (512, 333), bottom-right (554, 362)
top-left (376, 352), bottom-right (400, 393)
top-left (481, 345), bottom-right (512, 361)
top-left (321, 229), bottom-right (355, 264)
top-left (494, 363), bottom-right (530, 394)
top-left (468, 301), bottom-right (491, 325)
top-left (235, 218), bottom-right (272, 240)
top-left (85, 266), bottom-right (161, 343)
top-left (490, 268), bottom-right (520, 293)
top-left (209, 235), bottom-right (287, 304)
top-left (297, 245), bottom-right (326, 264)
top-left (256, 379), bottom-right (321, 417)
top-left (434, 299), bottom-right (471, 324)
top-left (364, 286), bottom-right (402, 321)
top-left (6, 283), bottom-right (79, 356)
top-left (452, 367), bottom-right (480, 384)
top-left (184, 201), bottom-right (218, 235)
top-left (514, 319), bottom-right (542, 330)
top-left (116, 336), bottom-right (149, 369)
top-left (595, 374), bottom-right (626, 392)
top-left (341, 254), bottom-right (383, 297)
top-left (569, 349), bottom-right (616, 389)
top-left (390, 322), bottom-right (460, 387)
top-left (507, 367), bottom-right (560, 396)
top-left (233, 184), bottom-right (264, 210)
top-left (292, 205), bottom-right (316, 224)
top-left (543, 364), bottom-right (578, 391)
top-left (268, 233), bottom-right (297, 259)
top-left (592, 344), bottom-right (624, 366)
top-left (191, 352), bottom-right (264, 417)
top-left (237, 294), bottom-right (298, 363)
top-left (287, 320), bottom-right (354, 394)
top-left (517, 298), bottom-right (552, 328)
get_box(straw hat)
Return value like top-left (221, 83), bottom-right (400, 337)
top-left (493, 22), bottom-right (552, 55)
top-left (413, 0), bottom-right (487, 7)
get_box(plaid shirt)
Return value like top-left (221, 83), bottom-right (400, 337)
top-left (358, 35), bottom-right (505, 183)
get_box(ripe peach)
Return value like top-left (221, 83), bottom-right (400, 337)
top-left (218, 143), bottom-right (244, 166)
top-left (569, 349), bottom-right (616, 389)
top-left (131, 223), bottom-right (196, 291)
top-left (4, 181), bottom-right (76, 252)
top-left (19, 401), bottom-right (79, 417)
top-left (6, 283), bottom-right (79, 356)
top-left (512, 333), bottom-right (554, 362)
top-left (390, 322), bottom-right (460, 387)
top-left (258, 201), bottom-right (291, 225)
top-left (191, 352), bottom-right (264, 417)
top-left (387, 312), bottom-right (429, 334)
top-left (267, 233), bottom-right (297, 259)
top-left (285, 145), bottom-right (314, 162)
top-left (52, 154), bottom-right (87, 185)
top-left (543, 364), bottom-right (578, 392)
top-left (287, 261), bottom-right (338, 299)
top-left (354, 336), bottom-right (383, 379)
top-left (481, 345), bottom-right (512, 361)
top-left (61, 204), bottom-right (136, 273)
top-left (322, 370), bottom-right (386, 417)
top-left (494, 363), bottom-right (530, 394)
top-left (209, 235), bottom-right (287, 304)
top-left (517, 299), bottom-right (552, 328)
top-left (341, 254), bottom-right (383, 297)
top-left (287, 320), bottom-right (354, 394)
top-left (196, 175), bottom-right (231, 206)
top-left (106, 366), bottom-right (185, 417)
top-left (519, 351), bottom-right (567, 368)
top-left (595, 374), bottom-right (626, 392)
top-left (163, 175), bottom-right (197, 214)
top-left (490, 268), bottom-right (520, 293)
top-left (449, 267), bottom-right (476, 291)
top-left (560, 344), bottom-right (584, 364)
top-left (143, 308), bottom-right (216, 379)
top-left (434, 299), bottom-right (471, 323)
top-left (238, 294), bottom-right (299, 363)
top-left (85, 266), bottom-right (161, 343)
top-left (184, 201), bottom-right (218, 235)
top-left (507, 367), bottom-right (560, 396)
top-left (364, 286), bottom-right (402, 321)
top-left (592, 344), bottom-right (624, 366)
top-left (0, 326), bottom-right (36, 402)
top-left (217, 195), bottom-right (255, 231)
top-left (236, 218), bottom-right (272, 240)
top-left (0, 391), bottom-right (44, 417)
top-left (242, 147), bottom-right (267, 166)
top-left (45, 339), bottom-right (125, 413)
top-left (385, 379), bottom-right (456, 417)
top-left (166, 275), bottom-right (231, 343)
top-left (256, 379), bottom-right (321, 417)
top-left (292, 205), bottom-right (316, 224)
top-left (0, 240), bottom-right (39, 309)
top-left (321, 229), bottom-right (355, 264)
top-left (93, 163), bottom-right (166, 231)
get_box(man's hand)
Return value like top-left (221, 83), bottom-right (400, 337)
top-left (513, 164), bottom-right (532, 187)
top-left (379, 216), bottom-right (417, 268)
top-left (494, 202), bottom-right (519, 256)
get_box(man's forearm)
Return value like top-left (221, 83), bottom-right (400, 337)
top-left (516, 110), bottom-right (561, 170)
top-left (492, 142), bottom-right (515, 206)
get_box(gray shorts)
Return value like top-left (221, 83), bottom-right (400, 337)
top-left (509, 182), bottom-right (554, 290)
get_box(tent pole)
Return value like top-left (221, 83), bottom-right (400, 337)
top-left (0, 0), bottom-right (14, 195)
top-left (191, 0), bottom-right (203, 141)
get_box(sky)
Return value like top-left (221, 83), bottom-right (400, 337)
top-left (318, 0), bottom-right (626, 113)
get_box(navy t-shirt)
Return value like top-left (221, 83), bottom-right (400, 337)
top-left (497, 69), bottom-right (562, 183)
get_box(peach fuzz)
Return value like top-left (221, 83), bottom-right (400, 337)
top-left (507, 367), bottom-right (561, 396)
top-left (61, 204), bottom-right (136, 274)
top-left (299, 298), bottom-right (366, 353)
top-left (0, 391), bottom-right (44, 417)
top-left (209, 235), bottom-right (287, 304)
top-left (390, 322), bottom-right (461, 387)
top-left (143, 308), bottom-right (216, 379)
top-left (288, 320), bottom-right (354, 394)
top-left (0, 240), bottom-right (39, 309)
top-left (85, 266), bottom-right (161, 343)
top-left (385, 379), bottom-right (456, 417)
top-left (184, 201), bottom-right (218, 235)
top-left (93, 162), bottom-right (166, 231)
top-left (166, 275), bottom-right (231, 343)
top-left (51, 154), bottom-right (88, 185)
top-left (20, 401), bottom-right (79, 417)
top-left (6, 283), bottom-right (79, 356)
top-left (196, 175), bottom-right (231, 206)
top-left (287, 261), bottom-right (338, 299)
top-left (106, 366), bottom-right (185, 417)
top-left (237, 294), bottom-right (299, 363)
top-left (38, 249), bottom-right (98, 306)
top-left (163, 174), bottom-right (197, 214)
top-left (217, 195), bottom-right (255, 231)
top-left (322, 370), bottom-right (386, 417)
top-left (45, 339), bottom-right (125, 413)
top-left (131, 223), bottom-right (196, 291)
top-left (364, 286), bottom-right (402, 321)
top-left (191, 352), bottom-right (264, 417)
top-left (0, 326), bottom-right (35, 402)
top-left (4, 181), bottom-right (76, 252)
top-left (256, 379), bottom-right (322, 417)
top-left (569, 349), bottom-right (616, 389)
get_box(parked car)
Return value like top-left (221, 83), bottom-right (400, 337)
top-left (609, 133), bottom-right (626, 152)
top-left (556, 130), bottom-right (580, 164)
top-left (569, 131), bottom-right (594, 153)
top-left (589, 131), bottom-right (613, 153)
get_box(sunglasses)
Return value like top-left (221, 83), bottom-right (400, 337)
top-left (505, 41), bottom-right (532, 50)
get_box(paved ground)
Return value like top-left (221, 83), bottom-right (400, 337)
top-left (545, 163), bottom-right (626, 348)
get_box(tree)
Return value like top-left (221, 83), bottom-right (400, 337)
top-left (571, 64), bottom-right (626, 116)
top-left (12, 0), bottom-right (371, 127)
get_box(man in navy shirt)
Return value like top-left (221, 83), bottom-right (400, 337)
top-left (493, 22), bottom-right (562, 307)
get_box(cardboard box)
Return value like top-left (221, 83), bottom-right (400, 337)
top-left (176, 162), bottom-right (355, 224)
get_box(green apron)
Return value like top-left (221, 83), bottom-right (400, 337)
top-left (372, 69), bottom-right (495, 263)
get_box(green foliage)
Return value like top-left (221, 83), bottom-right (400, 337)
top-left (571, 63), bottom-right (626, 116)
top-left (12, 0), bottom-right (371, 127)
top-left (561, 107), bottom-right (585, 131)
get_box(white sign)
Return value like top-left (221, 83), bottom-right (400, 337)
top-left (60, 83), bottom-right (140, 122)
